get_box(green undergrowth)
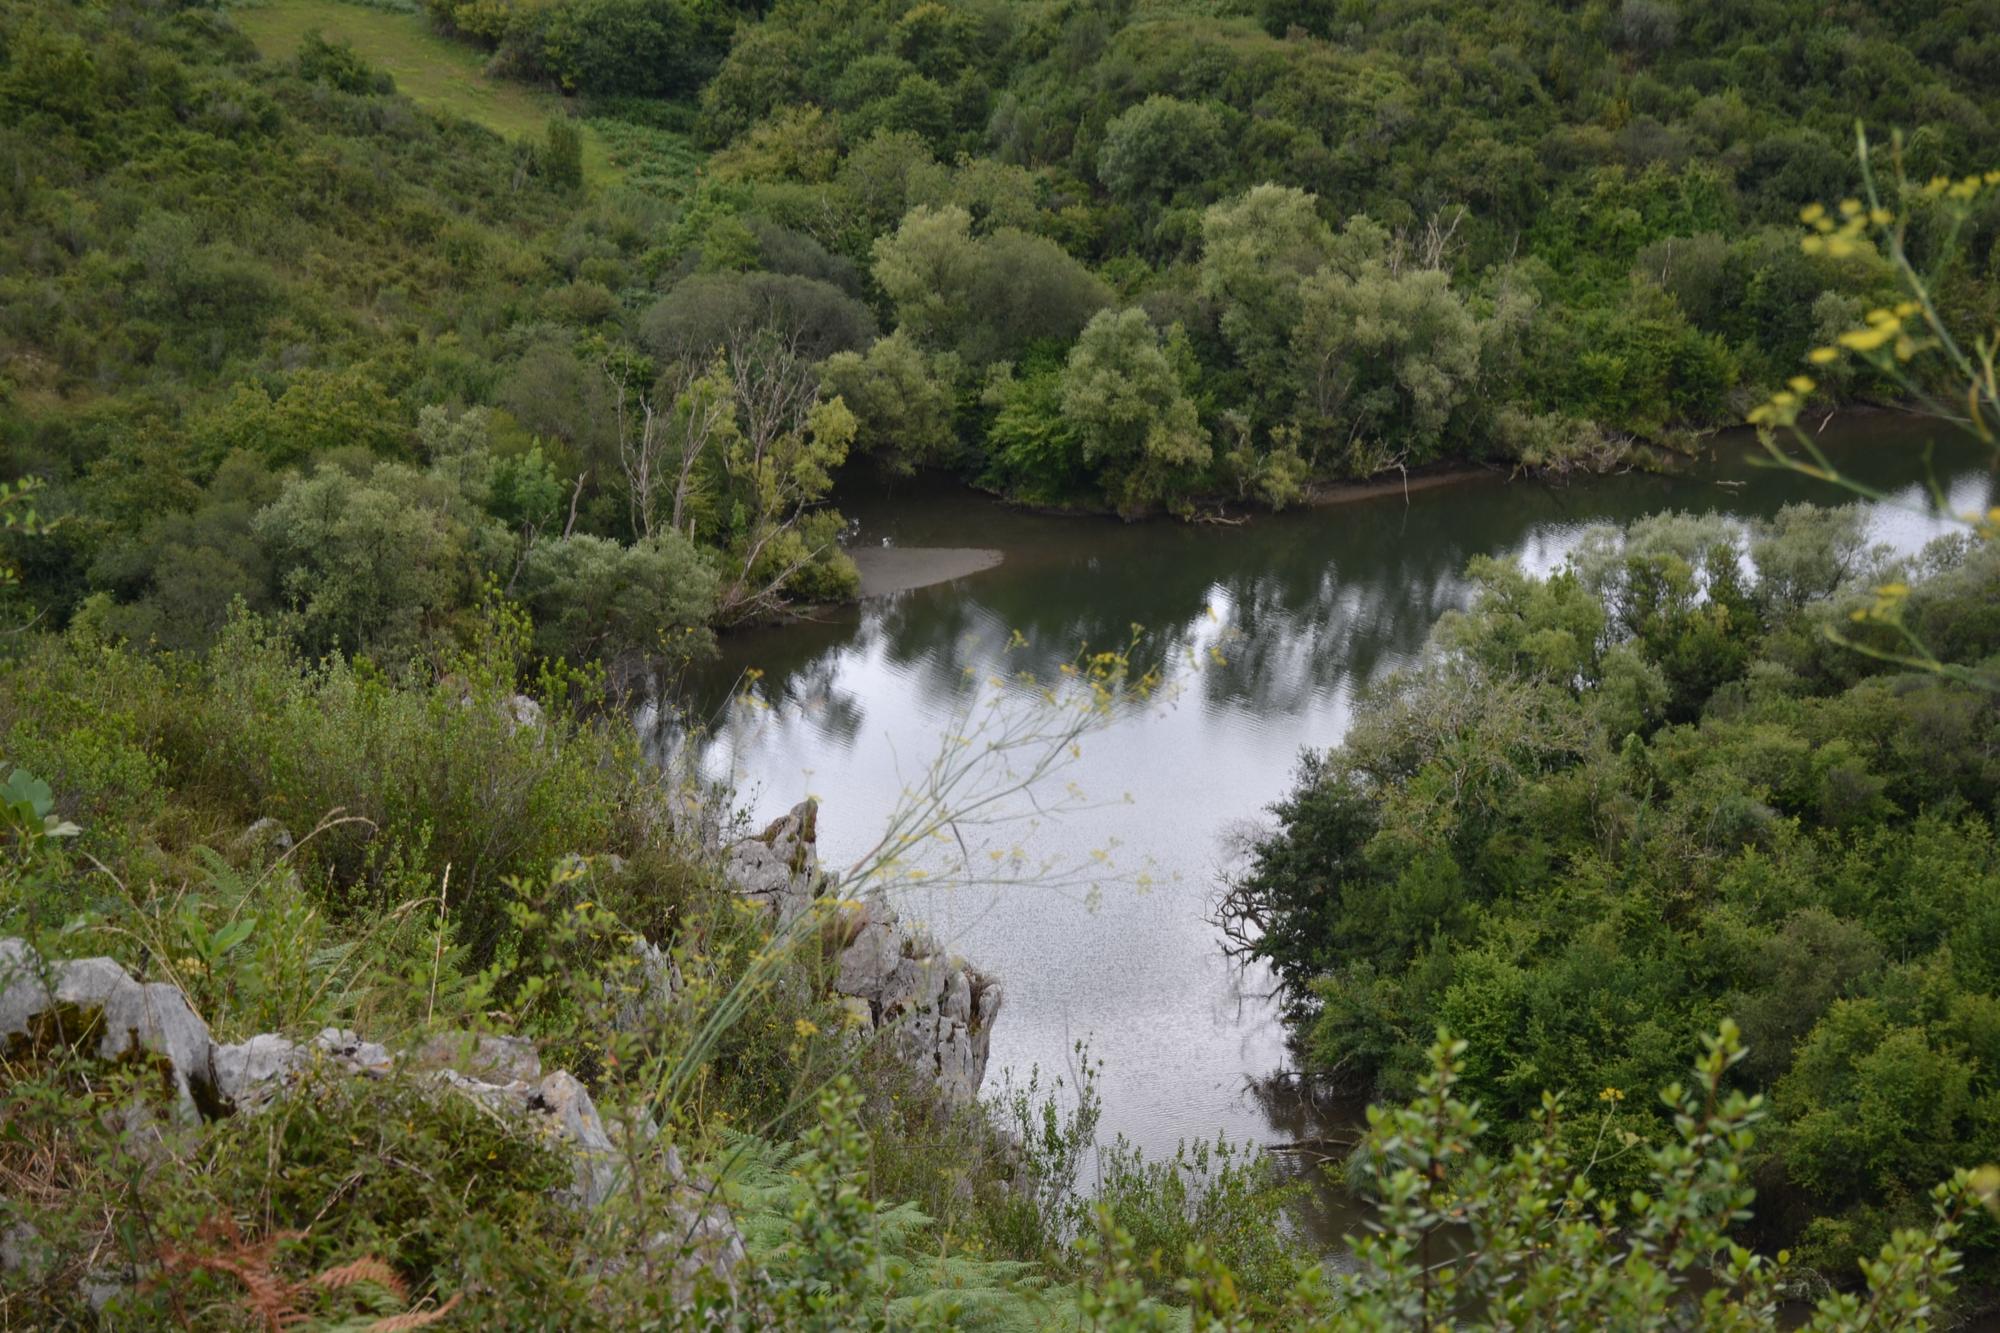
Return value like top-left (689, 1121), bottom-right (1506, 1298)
top-left (0, 603), bottom-right (1311, 1327)
top-left (0, 589), bottom-right (1990, 1325)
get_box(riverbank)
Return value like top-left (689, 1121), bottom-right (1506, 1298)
top-left (1297, 464), bottom-right (1503, 507)
top-left (691, 413), bottom-right (1996, 1258)
top-left (815, 475), bottom-right (1494, 608)
top-left (849, 544), bottom-right (1005, 598)
top-left (961, 465), bottom-right (1505, 522)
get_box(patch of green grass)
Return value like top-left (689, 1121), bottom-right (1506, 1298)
top-left (584, 116), bottom-right (703, 202)
top-left (230, 0), bottom-right (623, 184)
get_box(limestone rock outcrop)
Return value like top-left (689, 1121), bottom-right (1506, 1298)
top-left (0, 937), bottom-right (222, 1120)
top-left (720, 801), bottom-right (1004, 1105)
top-left (725, 800), bottom-right (828, 923)
top-left (0, 939), bottom-right (746, 1300)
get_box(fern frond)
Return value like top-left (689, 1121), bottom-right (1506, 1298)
top-left (362, 1289), bottom-right (462, 1330)
top-left (311, 1256), bottom-right (408, 1301)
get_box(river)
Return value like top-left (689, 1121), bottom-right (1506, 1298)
top-left (645, 417), bottom-right (1997, 1251)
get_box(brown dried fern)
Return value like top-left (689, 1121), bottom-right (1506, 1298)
top-left (363, 1289), bottom-right (462, 1330)
top-left (156, 1218), bottom-right (458, 1330)
top-left (310, 1256), bottom-right (409, 1301)
top-left (156, 1217), bottom-right (309, 1332)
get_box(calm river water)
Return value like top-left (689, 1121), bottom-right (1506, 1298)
top-left (649, 418), bottom-right (1996, 1250)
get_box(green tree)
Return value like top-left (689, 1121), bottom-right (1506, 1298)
top-left (818, 331), bottom-right (957, 476)
top-left (540, 0), bottom-right (702, 97)
top-left (1199, 184), bottom-right (1334, 409)
top-left (1096, 95), bottom-right (1225, 208)
top-left (641, 271), bottom-right (877, 367)
top-left (518, 531), bottom-right (717, 665)
top-left (870, 203), bottom-right (982, 351)
top-left (253, 462), bottom-right (502, 660)
top-left (981, 361), bottom-right (1087, 505)
top-left (1289, 256), bottom-right (1484, 472)
top-left (196, 370), bottom-right (407, 469)
top-left (294, 30), bottom-right (394, 95)
top-left (713, 337), bottom-right (859, 620)
top-left (541, 116), bottom-right (584, 192)
top-left (960, 228), bottom-right (1110, 366)
top-left (836, 129), bottom-right (951, 234)
top-left (872, 205), bottom-right (1107, 365)
top-left (1060, 309), bottom-right (1211, 514)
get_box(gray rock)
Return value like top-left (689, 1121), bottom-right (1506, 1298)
top-left (723, 800), bottom-right (825, 924)
top-left (503, 694), bottom-right (545, 732)
top-left (942, 969), bottom-right (972, 1027)
top-left (211, 1033), bottom-right (305, 1111)
top-left (529, 1071), bottom-right (618, 1209)
top-left (313, 1028), bottom-right (392, 1076)
top-left (0, 938), bottom-right (752, 1301)
top-left (724, 840), bottom-right (811, 923)
top-left (235, 817), bottom-right (294, 861)
top-left (880, 955), bottom-right (946, 1018)
top-left (426, 1060), bottom-right (752, 1306)
top-left (0, 937), bottom-right (50, 1033)
top-left (834, 922), bottom-right (900, 998)
top-left (717, 795), bottom-right (1011, 1105)
top-left (615, 938), bottom-right (682, 1031)
top-left (890, 1012), bottom-right (944, 1072)
top-left (644, 1191), bottom-right (749, 1298)
top-left (0, 942), bottom-right (220, 1120)
top-left (0, 1222), bottom-right (46, 1281)
top-left (975, 982), bottom-right (1003, 1028)
top-left (81, 1265), bottom-right (134, 1314)
top-left (433, 1067), bottom-right (530, 1120)
top-left (936, 1020), bottom-right (978, 1105)
top-left (414, 1031), bottom-right (541, 1084)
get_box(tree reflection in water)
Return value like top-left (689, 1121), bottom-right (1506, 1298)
top-left (638, 418), bottom-right (1995, 1255)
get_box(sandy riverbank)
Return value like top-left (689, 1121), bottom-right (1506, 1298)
top-left (850, 545), bottom-right (1005, 597)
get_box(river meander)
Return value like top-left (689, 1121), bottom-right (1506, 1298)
top-left (647, 418), bottom-right (1997, 1251)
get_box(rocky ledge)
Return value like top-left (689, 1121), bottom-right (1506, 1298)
top-left (724, 800), bottom-right (1003, 1104)
top-left (0, 938), bottom-right (747, 1305)
top-left (0, 801), bottom-right (1004, 1311)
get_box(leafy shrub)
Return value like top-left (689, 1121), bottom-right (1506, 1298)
top-left (1220, 509), bottom-right (2000, 1279)
top-left (518, 531), bottom-right (718, 667)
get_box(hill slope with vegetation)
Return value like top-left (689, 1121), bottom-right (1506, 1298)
top-left (6, 0), bottom-right (2000, 1326)
top-left (8, 0), bottom-right (2000, 671)
top-left (484, 0), bottom-right (2000, 511)
top-left (1, 0), bottom-right (850, 674)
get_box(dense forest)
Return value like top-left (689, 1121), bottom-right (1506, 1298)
top-left (5, 0), bottom-right (2000, 1327)
top-left (1221, 502), bottom-right (2000, 1278)
top-left (7, 0), bottom-right (2000, 668)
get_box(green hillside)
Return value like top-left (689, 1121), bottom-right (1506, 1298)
top-left (3, 0), bottom-right (1999, 1326)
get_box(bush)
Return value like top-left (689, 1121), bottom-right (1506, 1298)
top-left (253, 462), bottom-right (499, 662)
top-left (818, 330), bottom-right (958, 476)
top-left (1219, 509), bottom-right (2000, 1280)
top-left (1095, 1133), bottom-right (1305, 1304)
top-left (518, 530), bottom-right (718, 666)
top-left (0, 605), bottom-right (639, 965)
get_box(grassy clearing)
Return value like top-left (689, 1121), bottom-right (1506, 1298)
top-left (583, 113), bottom-right (703, 201)
top-left (230, 0), bottom-right (622, 184)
